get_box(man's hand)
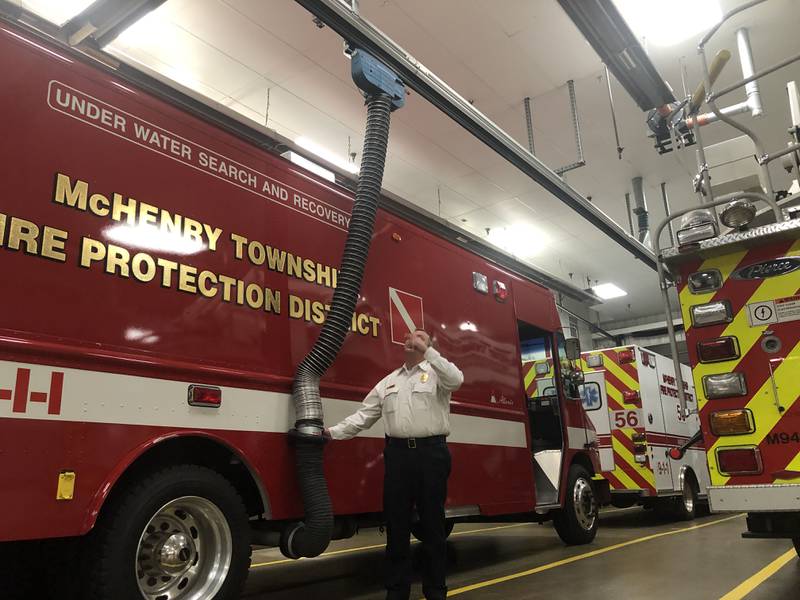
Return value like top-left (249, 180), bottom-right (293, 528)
top-left (408, 330), bottom-right (431, 353)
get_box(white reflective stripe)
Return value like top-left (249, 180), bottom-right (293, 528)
top-left (0, 361), bottom-right (527, 448)
top-left (389, 287), bottom-right (417, 333)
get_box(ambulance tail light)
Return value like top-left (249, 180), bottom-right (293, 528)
top-left (690, 300), bottom-right (733, 327)
top-left (717, 447), bottom-right (762, 475)
top-left (623, 390), bottom-right (642, 407)
top-left (710, 409), bottom-right (755, 436)
top-left (687, 269), bottom-right (723, 294)
top-left (633, 443), bottom-right (648, 464)
top-left (697, 337), bottom-right (740, 363)
top-left (188, 385), bottom-right (222, 408)
top-left (618, 350), bottom-right (635, 364)
top-left (703, 372), bottom-right (747, 399)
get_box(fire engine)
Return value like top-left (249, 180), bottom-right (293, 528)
top-left (0, 18), bottom-right (603, 599)
top-left (579, 347), bottom-right (709, 518)
top-left (655, 2), bottom-right (800, 558)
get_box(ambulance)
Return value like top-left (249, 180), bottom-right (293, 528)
top-left (580, 347), bottom-right (709, 518)
top-left (0, 15), bottom-right (604, 600)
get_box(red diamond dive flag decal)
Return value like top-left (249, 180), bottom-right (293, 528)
top-left (388, 287), bottom-right (425, 345)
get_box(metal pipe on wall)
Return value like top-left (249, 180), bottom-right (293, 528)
top-left (660, 182), bottom-right (674, 247)
top-left (736, 28), bottom-right (763, 117)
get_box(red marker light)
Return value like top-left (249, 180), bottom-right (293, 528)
top-left (618, 350), bottom-right (635, 364)
top-left (188, 385), bottom-right (222, 408)
top-left (697, 337), bottom-right (740, 363)
top-left (717, 447), bottom-right (762, 475)
top-left (623, 390), bottom-right (641, 406)
top-left (668, 448), bottom-right (683, 460)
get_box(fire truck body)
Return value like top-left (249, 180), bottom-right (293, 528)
top-left (664, 217), bottom-right (800, 537)
top-left (0, 18), bottom-right (600, 574)
top-left (579, 347), bottom-right (710, 513)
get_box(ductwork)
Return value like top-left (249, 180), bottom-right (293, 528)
top-left (284, 50), bottom-right (403, 560)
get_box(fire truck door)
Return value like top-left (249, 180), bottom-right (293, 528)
top-left (582, 371), bottom-right (614, 472)
top-left (555, 334), bottom-right (591, 450)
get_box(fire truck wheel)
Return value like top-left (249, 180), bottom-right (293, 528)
top-left (554, 465), bottom-right (598, 545)
top-left (85, 464), bottom-right (251, 600)
top-left (673, 474), bottom-right (698, 521)
top-left (793, 537), bottom-right (800, 558)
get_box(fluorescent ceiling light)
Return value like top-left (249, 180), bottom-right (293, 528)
top-left (592, 283), bottom-right (628, 300)
top-left (19, 0), bottom-right (97, 26)
top-left (613, 0), bottom-right (722, 47)
top-left (487, 224), bottom-right (547, 259)
top-left (295, 136), bottom-right (358, 175)
top-left (282, 151), bottom-right (336, 183)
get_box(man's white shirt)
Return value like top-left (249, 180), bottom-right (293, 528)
top-left (328, 347), bottom-right (464, 440)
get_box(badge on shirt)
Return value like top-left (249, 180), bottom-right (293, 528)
top-left (420, 372), bottom-right (429, 383)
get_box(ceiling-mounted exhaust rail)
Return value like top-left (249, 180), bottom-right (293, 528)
top-left (554, 79), bottom-right (586, 176)
top-left (294, 0), bottom-right (656, 270)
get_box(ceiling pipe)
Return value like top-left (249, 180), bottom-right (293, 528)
top-left (736, 28), bottom-right (763, 117)
top-left (631, 177), bottom-right (650, 247)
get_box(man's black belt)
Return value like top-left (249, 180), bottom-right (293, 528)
top-left (385, 435), bottom-right (446, 449)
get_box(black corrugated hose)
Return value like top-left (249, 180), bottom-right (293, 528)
top-left (284, 93), bottom-right (393, 559)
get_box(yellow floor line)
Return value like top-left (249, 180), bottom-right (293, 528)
top-left (718, 548), bottom-right (796, 600)
top-left (446, 514), bottom-right (744, 596)
top-left (249, 522), bottom-right (534, 569)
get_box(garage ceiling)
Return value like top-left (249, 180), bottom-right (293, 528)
top-left (22, 0), bottom-right (799, 323)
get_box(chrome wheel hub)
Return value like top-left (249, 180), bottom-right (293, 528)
top-left (573, 478), bottom-right (597, 531)
top-left (136, 496), bottom-right (232, 600)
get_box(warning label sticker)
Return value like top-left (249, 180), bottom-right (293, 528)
top-left (747, 295), bottom-right (800, 327)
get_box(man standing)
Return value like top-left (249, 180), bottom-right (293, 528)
top-left (327, 328), bottom-right (463, 600)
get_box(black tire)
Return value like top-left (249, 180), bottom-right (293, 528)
top-left (673, 473), bottom-right (698, 521)
top-left (793, 537), bottom-right (799, 558)
top-left (84, 464), bottom-right (251, 600)
top-left (554, 464), bottom-right (598, 545)
top-left (410, 519), bottom-right (455, 542)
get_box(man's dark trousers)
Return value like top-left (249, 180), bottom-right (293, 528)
top-left (383, 436), bottom-right (451, 600)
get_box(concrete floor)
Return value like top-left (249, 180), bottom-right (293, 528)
top-left (242, 508), bottom-right (799, 600)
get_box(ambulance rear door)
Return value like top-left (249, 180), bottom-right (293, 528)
top-left (581, 371), bottom-right (614, 472)
top-left (637, 349), bottom-right (675, 492)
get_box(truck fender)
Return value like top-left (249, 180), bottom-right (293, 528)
top-left (80, 430), bottom-right (271, 535)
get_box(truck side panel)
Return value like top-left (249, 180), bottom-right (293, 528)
top-left (0, 24), bottom-right (554, 540)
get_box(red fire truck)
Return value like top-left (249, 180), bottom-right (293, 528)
top-left (0, 19), bottom-right (603, 599)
